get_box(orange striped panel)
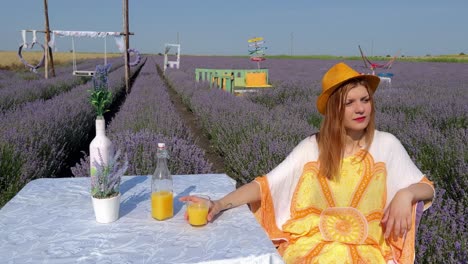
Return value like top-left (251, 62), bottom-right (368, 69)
top-left (318, 174), bottom-right (336, 207)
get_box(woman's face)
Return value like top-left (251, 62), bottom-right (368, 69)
top-left (343, 84), bottom-right (372, 137)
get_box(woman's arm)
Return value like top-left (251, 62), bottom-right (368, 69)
top-left (180, 137), bottom-right (316, 223)
top-left (381, 182), bottom-right (434, 239)
top-left (209, 181), bottom-right (261, 221)
top-left (180, 181), bottom-right (261, 222)
top-left (405, 182), bottom-right (434, 203)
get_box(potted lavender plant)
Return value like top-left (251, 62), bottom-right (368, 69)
top-left (91, 150), bottom-right (128, 223)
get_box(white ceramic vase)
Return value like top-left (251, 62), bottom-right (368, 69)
top-left (89, 117), bottom-right (114, 176)
top-left (92, 194), bottom-right (121, 223)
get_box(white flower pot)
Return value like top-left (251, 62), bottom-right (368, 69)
top-left (89, 117), bottom-right (114, 176)
top-left (92, 194), bottom-right (121, 223)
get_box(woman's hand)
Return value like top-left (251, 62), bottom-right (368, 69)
top-left (179, 195), bottom-right (222, 222)
top-left (206, 199), bottom-right (224, 221)
top-left (381, 188), bottom-right (414, 240)
top-left (179, 181), bottom-right (261, 223)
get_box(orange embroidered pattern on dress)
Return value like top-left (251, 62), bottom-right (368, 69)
top-left (290, 162), bottom-right (324, 219)
top-left (293, 207), bottom-right (322, 219)
top-left (288, 226), bottom-right (321, 245)
top-left (319, 207), bottom-right (368, 244)
top-left (318, 175), bottom-right (336, 207)
top-left (349, 245), bottom-right (361, 263)
top-left (307, 226), bottom-right (320, 237)
top-left (349, 153), bottom-right (372, 208)
top-left (366, 211), bottom-right (383, 222)
top-left (301, 242), bottom-right (328, 263)
top-left (252, 176), bottom-right (290, 245)
top-left (364, 237), bottom-right (379, 246)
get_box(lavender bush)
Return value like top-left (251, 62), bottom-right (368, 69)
top-left (72, 58), bottom-right (212, 178)
top-left (165, 64), bottom-right (314, 184)
top-left (110, 131), bottom-right (212, 175)
top-left (415, 189), bottom-right (467, 263)
top-left (0, 58), bottom-right (143, 208)
top-left (108, 60), bottom-right (192, 140)
top-left (0, 58), bottom-right (124, 113)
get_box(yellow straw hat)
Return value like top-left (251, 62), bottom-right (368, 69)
top-left (316, 62), bottom-right (380, 115)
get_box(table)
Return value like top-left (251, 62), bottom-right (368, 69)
top-left (0, 174), bottom-right (284, 264)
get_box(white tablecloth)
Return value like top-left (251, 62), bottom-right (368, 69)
top-left (0, 174), bottom-right (284, 264)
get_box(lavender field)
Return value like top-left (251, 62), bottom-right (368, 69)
top-left (0, 55), bottom-right (466, 263)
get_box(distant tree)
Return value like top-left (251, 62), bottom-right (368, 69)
top-left (459, 52), bottom-right (465, 56)
top-left (386, 54), bottom-right (390, 57)
top-left (425, 54), bottom-right (431, 57)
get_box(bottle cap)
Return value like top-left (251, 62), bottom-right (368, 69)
top-left (158, 143), bottom-right (165, 148)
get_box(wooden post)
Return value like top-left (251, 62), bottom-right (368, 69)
top-left (43, 0), bottom-right (55, 78)
top-left (123, 0), bottom-right (130, 94)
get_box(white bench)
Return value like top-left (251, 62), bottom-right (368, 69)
top-left (379, 76), bottom-right (391, 86)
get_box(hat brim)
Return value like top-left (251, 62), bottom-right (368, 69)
top-left (316, 75), bottom-right (380, 115)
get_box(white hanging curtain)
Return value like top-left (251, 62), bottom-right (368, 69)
top-left (53, 31), bottom-right (121, 38)
top-left (50, 31), bottom-right (124, 53)
top-left (21, 29), bottom-right (38, 48)
top-left (114, 35), bottom-right (125, 53)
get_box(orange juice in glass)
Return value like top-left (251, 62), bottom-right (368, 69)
top-left (151, 190), bottom-right (173, 220)
top-left (187, 195), bottom-right (210, 226)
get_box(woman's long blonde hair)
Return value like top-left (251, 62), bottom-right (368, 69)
top-left (317, 79), bottom-right (376, 180)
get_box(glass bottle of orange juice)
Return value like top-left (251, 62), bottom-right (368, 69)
top-left (151, 143), bottom-right (173, 220)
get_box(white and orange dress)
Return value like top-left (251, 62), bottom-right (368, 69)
top-left (250, 130), bottom-right (434, 264)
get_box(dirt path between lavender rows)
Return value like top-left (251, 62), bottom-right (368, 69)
top-left (158, 67), bottom-right (226, 174)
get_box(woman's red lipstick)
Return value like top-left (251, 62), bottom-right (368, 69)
top-left (354, 117), bottom-right (366, 123)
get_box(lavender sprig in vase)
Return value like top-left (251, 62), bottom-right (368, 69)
top-left (91, 150), bottom-right (128, 223)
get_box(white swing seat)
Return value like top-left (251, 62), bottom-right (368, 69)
top-left (70, 34), bottom-right (108, 77)
top-left (167, 61), bottom-right (179, 69)
top-left (73, 70), bottom-right (95, 76)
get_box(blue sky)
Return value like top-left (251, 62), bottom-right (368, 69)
top-left (1, 1), bottom-right (467, 56)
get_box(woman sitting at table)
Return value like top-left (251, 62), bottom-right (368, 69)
top-left (181, 62), bottom-right (435, 264)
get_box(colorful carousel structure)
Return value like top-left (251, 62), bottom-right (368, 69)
top-left (195, 37), bottom-right (272, 95)
top-left (359, 45), bottom-right (399, 87)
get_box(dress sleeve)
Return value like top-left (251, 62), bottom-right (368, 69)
top-left (375, 132), bottom-right (435, 263)
top-left (250, 176), bottom-right (290, 249)
top-left (261, 136), bottom-right (318, 229)
top-left (384, 133), bottom-right (435, 210)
